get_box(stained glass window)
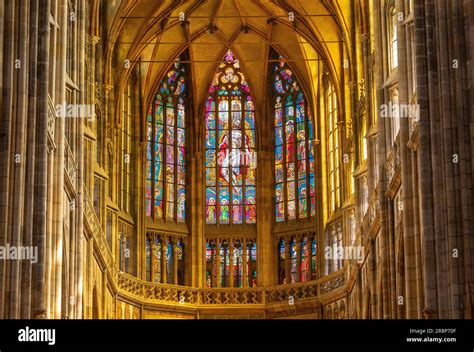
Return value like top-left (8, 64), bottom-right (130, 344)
top-left (247, 240), bottom-right (257, 287)
top-left (153, 237), bottom-right (162, 283)
top-left (272, 56), bottom-right (316, 222)
top-left (233, 240), bottom-right (243, 287)
top-left (205, 50), bottom-right (257, 225)
top-left (220, 241), bottom-right (230, 287)
top-left (278, 239), bottom-right (286, 284)
top-left (166, 240), bottom-right (174, 284)
top-left (290, 239), bottom-right (297, 284)
top-left (177, 240), bottom-right (185, 285)
top-left (205, 240), bottom-right (217, 288)
top-left (146, 237), bottom-right (151, 281)
top-left (301, 237), bottom-right (309, 282)
top-left (146, 61), bottom-right (187, 222)
top-left (311, 237), bottom-right (317, 280)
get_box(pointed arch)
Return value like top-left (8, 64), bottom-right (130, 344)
top-left (145, 59), bottom-right (188, 223)
top-left (204, 50), bottom-right (257, 225)
top-left (271, 53), bottom-right (316, 222)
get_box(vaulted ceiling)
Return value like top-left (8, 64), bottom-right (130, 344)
top-left (101, 0), bottom-right (352, 117)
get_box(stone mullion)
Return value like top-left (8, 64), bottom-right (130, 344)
top-left (295, 235), bottom-right (301, 282)
top-left (192, 152), bottom-right (203, 288)
top-left (149, 236), bottom-right (155, 283)
top-left (216, 239), bottom-right (222, 288)
top-left (138, 142), bottom-right (147, 281)
top-left (285, 236), bottom-right (291, 283)
top-left (161, 237), bottom-right (166, 284)
top-left (173, 238), bottom-right (178, 285)
top-left (258, 150), bottom-right (271, 287)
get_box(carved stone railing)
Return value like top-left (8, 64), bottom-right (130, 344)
top-left (266, 281), bottom-right (318, 304)
top-left (64, 138), bottom-right (77, 188)
top-left (116, 272), bottom-right (345, 308)
top-left (199, 287), bottom-right (264, 305)
top-left (409, 94), bottom-right (419, 137)
top-left (385, 147), bottom-right (401, 189)
top-left (318, 269), bottom-right (346, 296)
top-left (47, 96), bottom-right (56, 146)
top-left (83, 185), bottom-right (118, 281)
top-left (360, 190), bottom-right (380, 241)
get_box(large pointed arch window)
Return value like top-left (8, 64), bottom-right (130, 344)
top-left (145, 62), bottom-right (187, 222)
top-left (205, 50), bottom-right (257, 225)
top-left (272, 57), bottom-right (316, 222)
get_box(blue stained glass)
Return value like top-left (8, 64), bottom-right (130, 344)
top-left (274, 75), bottom-right (285, 94)
top-left (245, 186), bottom-right (256, 205)
top-left (219, 188), bottom-right (230, 205)
top-left (275, 127), bottom-right (283, 146)
top-left (206, 187), bottom-right (217, 205)
top-left (206, 111), bottom-right (216, 130)
top-left (279, 240), bottom-right (286, 259)
top-left (233, 187), bottom-right (243, 204)
top-left (272, 56), bottom-right (316, 223)
top-left (309, 176), bottom-right (316, 197)
top-left (308, 141), bottom-right (315, 160)
top-left (275, 183), bottom-right (284, 202)
top-left (275, 146), bottom-right (283, 163)
top-left (206, 131), bottom-right (216, 149)
top-left (177, 103), bottom-right (185, 128)
top-left (308, 116), bottom-right (314, 140)
top-left (155, 162), bottom-right (162, 181)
